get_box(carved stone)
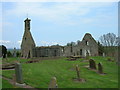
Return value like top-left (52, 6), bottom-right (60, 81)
top-left (89, 59), bottom-right (96, 69)
top-left (98, 62), bottom-right (103, 74)
top-left (48, 77), bottom-right (58, 89)
top-left (15, 63), bottom-right (23, 84)
top-left (76, 65), bottom-right (80, 80)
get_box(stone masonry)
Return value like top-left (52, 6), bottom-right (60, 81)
top-left (21, 18), bottom-right (36, 58)
top-left (21, 18), bottom-right (98, 58)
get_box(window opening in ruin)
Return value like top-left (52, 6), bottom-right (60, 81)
top-left (70, 45), bottom-right (73, 53)
top-left (80, 49), bottom-right (82, 55)
top-left (28, 51), bottom-right (30, 58)
top-left (86, 41), bottom-right (89, 45)
top-left (54, 50), bottom-right (57, 56)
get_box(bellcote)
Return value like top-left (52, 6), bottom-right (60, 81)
top-left (24, 18), bottom-right (31, 31)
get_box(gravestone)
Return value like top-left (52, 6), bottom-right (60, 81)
top-left (89, 59), bottom-right (96, 69)
top-left (98, 62), bottom-right (103, 74)
top-left (76, 65), bottom-right (80, 80)
top-left (103, 53), bottom-right (105, 57)
top-left (48, 77), bottom-right (58, 89)
top-left (13, 47), bottom-right (16, 57)
top-left (15, 63), bottom-right (23, 84)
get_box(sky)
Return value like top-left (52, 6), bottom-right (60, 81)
top-left (0, 1), bottom-right (118, 49)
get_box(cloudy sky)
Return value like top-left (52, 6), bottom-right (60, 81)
top-left (0, 1), bottom-right (118, 49)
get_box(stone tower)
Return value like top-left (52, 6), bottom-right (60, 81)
top-left (21, 18), bottom-right (36, 58)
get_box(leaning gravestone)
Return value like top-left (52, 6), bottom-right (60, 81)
top-left (98, 62), bottom-right (103, 74)
top-left (48, 77), bottom-right (58, 89)
top-left (76, 65), bottom-right (80, 80)
top-left (89, 59), bottom-right (96, 70)
top-left (15, 63), bottom-right (23, 84)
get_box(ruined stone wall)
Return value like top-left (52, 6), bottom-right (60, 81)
top-left (64, 33), bottom-right (98, 57)
top-left (32, 46), bottom-right (64, 57)
top-left (21, 18), bottom-right (98, 58)
top-left (64, 46), bottom-right (73, 56)
top-left (81, 33), bottom-right (98, 56)
top-left (75, 33), bottom-right (98, 57)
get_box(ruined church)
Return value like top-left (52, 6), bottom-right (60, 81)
top-left (21, 18), bottom-right (98, 58)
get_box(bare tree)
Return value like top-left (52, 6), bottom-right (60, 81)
top-left (116, 36), bottom-right (120, 46)
top-left (99, 33), bottom-right (118, 57)
top-left (99, 33), bottom-right (117, 46)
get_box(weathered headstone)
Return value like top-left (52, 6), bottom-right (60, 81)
top-left (13, 47), bottom-right (16, 57)
top-left (48, 77), bottom-right (58, 89)
top-left (103, 53), bottom-right (105, 57)
top-left (15, 63), bottom-right (23, 84)
top-left (98, 62), bottom-right (103, 74)
top-left (89, 59), bottom-right (96, 69)
top-left (76, 65), bottom-right (80, 80)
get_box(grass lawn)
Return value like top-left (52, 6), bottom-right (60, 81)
top-left (2, 56), bottom-right (118, 88)
top-left (2, 78), bottom-right (14, 88)
top-left (2, 57), bottom-right (31, 64)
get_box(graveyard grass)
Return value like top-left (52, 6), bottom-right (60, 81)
top-left (2, 56), bottom-right (118, 88)
top-left (2, 78), bottom-right (14, 88)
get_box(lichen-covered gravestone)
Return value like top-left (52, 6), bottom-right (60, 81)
top-left (89, 59), bottom-right (96, 70)
top-left (98, 62), bottom-right (103, 74)
top-left (15, 63), bottom-right (23, 84)
top-left (48, 77), bottom-right (58, 89)
top-left (76, 65), bottom-right (80, 80)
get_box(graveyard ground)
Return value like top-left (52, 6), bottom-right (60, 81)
top-left (2, 78), bottom-right (14, 88)
top-left (1, 56), bottom-right (118, 88)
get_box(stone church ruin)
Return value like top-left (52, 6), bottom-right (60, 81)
top-left (21, 18), bottom-right (98, 58)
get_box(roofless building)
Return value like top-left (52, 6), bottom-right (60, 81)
top-left (21, 18), bottom-right (98, 58)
